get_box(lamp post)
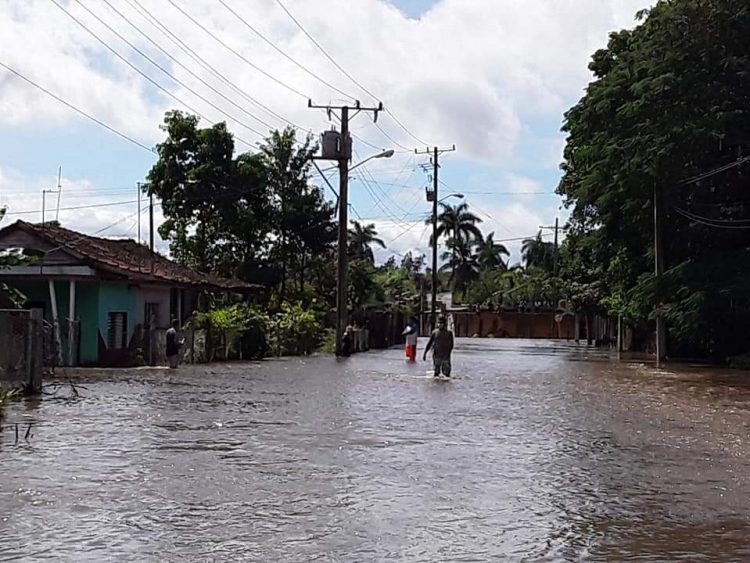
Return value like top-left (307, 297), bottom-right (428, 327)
top-left (430, 192), bottom-right (464, 328)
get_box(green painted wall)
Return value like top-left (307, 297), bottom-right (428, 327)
top-left (77, 283), bottom-right (99, 364)
top-left (9, 280), bottom-right (100, 364)
top-left (97, 283), bottom-right (137, 346)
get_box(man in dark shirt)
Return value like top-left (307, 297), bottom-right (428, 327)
top-left (423, 315), bottom-right (454, 378)
top-left (165, 319), bottom-right (181, 369)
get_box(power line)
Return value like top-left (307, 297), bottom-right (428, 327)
top-left (274, 0), bottom-right (431, 147)
top-left (274, 0), bottom-right (377, 102)
top-left (681, 154), bottom-right (750, 185)
top-left (674, 206), bottom-right (750, 229)
top-left (218, 0), bottom-right (355, 100)
top-left (99, 0), bottom-right (276, 133)
top-left (0, 61), bottom-right (153, 154)
top-left (165, 0), bottom-right (309, 100)
top-left (69, 0), bottom-right (265, 141)
top-left (126, 0), bottom-right (301, 133)
top-left (48, 0), bottom-right (256, 149)
top-left (5, 200), bottom-right (138, 217)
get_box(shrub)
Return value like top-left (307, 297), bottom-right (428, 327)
top-left (270, 301), bottom-right (323, 355)
top-left (0, 385), bottom-right (19, 418)
top-left (193, 303), bottom-right (270, 360)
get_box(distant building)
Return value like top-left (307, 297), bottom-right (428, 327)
top-left (0, 220), bottom-right (256, 366)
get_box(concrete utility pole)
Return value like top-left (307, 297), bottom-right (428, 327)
top-left (415, 146), bottom-right (456, 330)
top-left (654, 181), bottom-right (666, 367)
top-left (309, 100), bottom-right (383, 356)
top-left (539, 218), bottom-right (566, 276)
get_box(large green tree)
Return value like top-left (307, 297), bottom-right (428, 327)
top-left (260, 127), bottom-right (335, 303)
top-left (146, 111), bottom-right (268, 276)
top-left (559, 0), bottom-right (750, 359)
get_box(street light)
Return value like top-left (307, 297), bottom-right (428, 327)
top-left (430, 192), bottom-right (464, 329)
top-left (439, 193), bottom-right (464, 203)
top-left (318, 148), bottom-right (394, 174)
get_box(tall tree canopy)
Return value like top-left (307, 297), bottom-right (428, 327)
top-left (559, 0), bottom-right (750, 359)
top-left (146, 114), bottom-right (335, 303)
top-left (146, 111), bottom-right (268, 276)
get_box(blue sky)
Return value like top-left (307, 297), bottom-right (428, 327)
top-left (0, 0), bottom-right (649, 263)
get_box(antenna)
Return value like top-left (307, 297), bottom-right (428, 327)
top-left (55, 166), bottom-right (63, 221)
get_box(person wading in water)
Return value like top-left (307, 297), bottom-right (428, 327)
top-left (423, 315), bottom-right (454, 378)
top-left (165, 319), bottom-right (182, 369)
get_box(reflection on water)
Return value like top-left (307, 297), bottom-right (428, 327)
top-left (2, 339), bottom-right (750, 561)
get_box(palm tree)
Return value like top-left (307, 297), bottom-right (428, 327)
top-left (440, 236), bottom-right (480, 295)
top-left (427, 202), bottom-right (483, 246)
top-left (348, 221), bottom-right (386, 263)
top-left (521, 231), bottom-right (554, 272)
top-left (475, 231), bottom-right (510, 271)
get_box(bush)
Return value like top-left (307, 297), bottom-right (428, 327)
top-left (193, 303), bottom-right (270, 360)
top-left (0, 385), bottom-right (19, 418)
top-left (319, 328), bottom-right (336, 354)
top-left (269, 301), bottom-right (323, 355)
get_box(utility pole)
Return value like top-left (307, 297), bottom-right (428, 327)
top-left (415, 145), bottom-right (456, 330)
top-left (309, 100), bottom-right (383, 356)
top-left (654, 181), bottom-right (666, 367)
top-left (539, 218), bottom-right (566, 276)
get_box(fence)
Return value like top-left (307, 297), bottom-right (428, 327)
top-left (0, 309), bottom-right (43, 393)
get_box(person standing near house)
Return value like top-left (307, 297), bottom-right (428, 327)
top-left (165, 319), bottom-right (182, 369)
top-left (402, 317), bottom-right (419, 362)
top-left (423, 315), bottom-right (454, 378)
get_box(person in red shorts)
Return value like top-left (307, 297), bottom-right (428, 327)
top-left (402, 317), bottom-right (419, 362)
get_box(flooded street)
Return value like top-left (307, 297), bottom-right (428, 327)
top-left (2, 339), bottom-right (750, 561)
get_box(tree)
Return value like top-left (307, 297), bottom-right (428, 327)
top-left (521, 231), bottom-right (554, 272)
top-left (559, 0), bottom-right (750, 360)
top-left (475, 231), bottom-right (509, 271)
top-left (260, 127), bottom-right (335, 304)
top-left (348, 221), bottom-right (386, 263)
top-left (440, 236), bottom-right (480, 296)
top-left (428, 202), bottom-right (483, 245)
top-left (146, 111), bottom-right (269, 276)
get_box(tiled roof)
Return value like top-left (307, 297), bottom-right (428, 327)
top-left (13, 220), bottom-right (256, 290)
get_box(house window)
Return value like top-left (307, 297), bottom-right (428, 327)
top-left (107, 312), bottom-right (128, 349)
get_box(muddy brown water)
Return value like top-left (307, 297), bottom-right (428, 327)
top-left (2, 339), bottom-right (750, 561)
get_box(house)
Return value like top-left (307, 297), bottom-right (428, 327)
top-left (0, 220), bottom-right (257, 367)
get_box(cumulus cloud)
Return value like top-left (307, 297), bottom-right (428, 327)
top-left (0, 0), bottom-right (650, 159)
top-left (0, 0), bottom-right (651, 263)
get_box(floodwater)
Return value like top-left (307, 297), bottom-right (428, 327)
top-left (2, 340), bottom-right (750, 562)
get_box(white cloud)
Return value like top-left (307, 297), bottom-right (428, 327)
top-left (0, 0), bottom-right (651, 159)
top-left (0, 165), bottom-right (168, 252)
